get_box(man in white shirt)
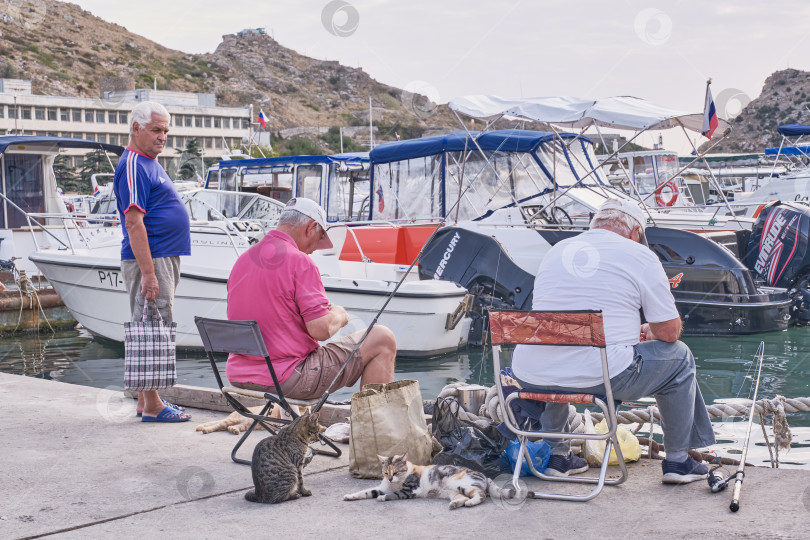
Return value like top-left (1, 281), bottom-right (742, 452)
top-left (511, 198), bottom-right (715, 484)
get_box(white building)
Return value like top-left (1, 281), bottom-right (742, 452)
top-left (0, 79), bottom-right (251, 173)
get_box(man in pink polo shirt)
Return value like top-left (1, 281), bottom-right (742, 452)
top-left (226, 198), bottom-right (396, 399)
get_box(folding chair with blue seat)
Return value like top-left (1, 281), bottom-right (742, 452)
top-left (194, 316), bottom-right (341, 465)
top-left (488, 309), bottom-right (628, 501)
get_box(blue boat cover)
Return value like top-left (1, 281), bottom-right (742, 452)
top-left (765, 145), bottom-right (810, 155)
top-left (369, 129), bottom-right (588, 164)
top-left (218, 152), bottom-right (369, 169)
top-left (0, 135), bottom-right (124, 155)
top-left (777, 124), bottom-right (810, 137)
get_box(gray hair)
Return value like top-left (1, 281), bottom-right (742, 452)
top-left (277, 208), bottom-right (315, 229)
top-left (130, 101), bottom-right (170, 137)
top-left (590, 209), bottom-right (635, 236)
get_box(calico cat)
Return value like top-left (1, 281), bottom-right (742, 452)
top-left (344, 454), bottom-right (525, 510)
top-left (244, 411), bottom-right (321, 504)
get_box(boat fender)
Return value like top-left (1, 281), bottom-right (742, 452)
top-left (654, 181), bottom-right (679, 207)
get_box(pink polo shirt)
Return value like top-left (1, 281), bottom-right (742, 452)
top-left (226, 230), bottom-right (330, 386)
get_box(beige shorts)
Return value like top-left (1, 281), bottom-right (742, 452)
top-left (233, 334), bottom-right (365, 400)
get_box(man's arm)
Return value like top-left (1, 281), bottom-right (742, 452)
top-left (305, 304), bottom-right (349, 341)
top-left (125, 209), bottom-right (158, 301)
top-left (641, 317), bottom-right (682, 343)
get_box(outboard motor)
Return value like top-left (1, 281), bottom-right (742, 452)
top-left (418, 227), bottom-right (535, 344)
top-left (742, 201), bottom-right (810, 324)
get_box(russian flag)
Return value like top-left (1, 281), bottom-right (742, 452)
top-left (702, 86), bottom-right (718, 139)
top-left (257, 109), bottom-right (267, 130)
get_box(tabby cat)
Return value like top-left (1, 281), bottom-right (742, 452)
top-left (245, 411), bottom-right (321, 504)
top-left (343, 454), bottom-right (523, 510)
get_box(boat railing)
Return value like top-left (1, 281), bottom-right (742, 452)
top-left (24, 212), bottom-right (261, 257)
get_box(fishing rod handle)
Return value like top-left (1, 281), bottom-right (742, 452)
top-left (730, 481), bottom-right (742, 512)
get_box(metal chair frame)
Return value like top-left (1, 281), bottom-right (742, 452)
top-left (488, 309), bottom-right (628, 501)
top-left (194, 316), bottom-right (341, 465)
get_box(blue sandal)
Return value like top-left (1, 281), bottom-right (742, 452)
top-left (136, 399), bottom-right (186, 417)
top-left (141, 406), bottom-right (191, 423)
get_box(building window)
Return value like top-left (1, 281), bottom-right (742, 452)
top-left (73, 109), bottom-right (82, 122)
top-left (108, 111), bottom-right (117, 124)
top-left (215, 137), bottom-right (223, 149)
top-left (174, 115), bottom-right (181, 127)
top-left (21, 107), bottom-right (31, 120)
top-left (48, 131), bottom-right (58, 137)
top-left (7, 106), bottom-right (16, 119)
top-left (205, 137), bottom-right (213, 149)
top-left (221, 117), bottom-right (229, 129)
top-left (195, 116), bottom-right (202, 128)
top-left (35, 107), bottom-right (45, 120)
top-left (204, 116), bottom-right (212, 128)
top-left (119, 111), bottom-right (127, 124)
top-left (96, 133), bottom-right (106, 143)
top-left (213, 117), bottom-right (221, 128)
top-left (184, 116), bottom-right (192, 127)
top-left (74, 156), bottom-right (84, 168)
top-left (0, 105), bottom-right (3, 119)
top-left (166, 136), bottom-right (173, 148)
top-left (60, 109), bottom-right (69, 121)
top-left (47, 108), bottom-right (57, 121)
top-left (85, 110), bottom-right (94, 122)
top-left (96, 111), bottom-right (105, 123)
top-left (175, 136), bottom-right (185, 147)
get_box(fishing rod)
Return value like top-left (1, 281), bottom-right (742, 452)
top-left (706, 341), bottom-right (765, 512)
top-left (312, 135), bottom-right (482, 414)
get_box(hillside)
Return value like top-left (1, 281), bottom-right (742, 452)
top-left (708, 69), bottom-right (810, 153)
top-left (0, 0), bottom-right (463, 149)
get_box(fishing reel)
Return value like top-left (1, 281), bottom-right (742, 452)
top-left (707, 466), bottom-right (729, 493)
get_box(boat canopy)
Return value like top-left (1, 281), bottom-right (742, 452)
top-left (0, 136), bottom-right (124, 155)
top-left (370, 130), bottom-right (585, 164)
top-left (764, 145), bottom-right (810, 156)
top-left (449, 95), bottom-right (722, 132)
top-left (777, 124), bottom-right (810, 137)
top-left (369, 129), bottom-right (607, 222)
top-left (216, 153), bottom-right (368, 169)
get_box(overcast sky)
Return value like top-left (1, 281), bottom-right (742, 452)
top-left (70, 0), bottom-right (810, 151)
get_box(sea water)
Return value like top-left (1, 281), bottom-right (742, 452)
top-left (1, 326), bottom-right (808, 469)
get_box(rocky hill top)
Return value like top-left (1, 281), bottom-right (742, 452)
top-left (0, 0), bottom-right (461, 147)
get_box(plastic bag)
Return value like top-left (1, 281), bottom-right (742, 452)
top-left (431, 397), bottom-right (510, 478)
top-left (583, 410), bottom-right (642, 466)
top-left (501, 438), bottom-right (551, 476)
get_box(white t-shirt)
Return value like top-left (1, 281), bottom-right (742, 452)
top-left (511, 228), bottom-right (679, 388)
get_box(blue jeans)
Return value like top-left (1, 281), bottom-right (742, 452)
top-left (517, 340), bottom-right (716, 455)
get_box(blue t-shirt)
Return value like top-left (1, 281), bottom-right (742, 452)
top-left (113, 148), bottom-right (191, 260)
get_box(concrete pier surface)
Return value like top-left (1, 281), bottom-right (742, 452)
top-left (2, 373), bottom-right (809, 540)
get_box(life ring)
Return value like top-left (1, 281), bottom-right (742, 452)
top-left (655, 181), bottom-right (679, 207)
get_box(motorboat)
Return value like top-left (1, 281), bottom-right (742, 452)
top-left (0, 136), bottom-right (125, 276)
top-left (28, 189), bottom-right (472, 356)
top-left (364, 118), bottom-right (797, 336)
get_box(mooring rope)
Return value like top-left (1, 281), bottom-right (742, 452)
top-left (14, 270), bottom-right (55, 334)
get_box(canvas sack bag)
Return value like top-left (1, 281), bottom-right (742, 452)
top-left (349, 379), bottom-right (433, 479)
top-left (124, 301), bottom-right (177, 391)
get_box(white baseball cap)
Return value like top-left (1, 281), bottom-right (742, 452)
top-left (597, 198), bottom-right (649, 245)
top-left (285, 197), bottom-right (333, 250)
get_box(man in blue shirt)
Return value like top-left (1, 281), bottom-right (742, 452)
top-left (114, 101), bottom-right (191, 423)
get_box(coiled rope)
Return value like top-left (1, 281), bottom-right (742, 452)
top-left (436, 383), bottom-right (808, 456)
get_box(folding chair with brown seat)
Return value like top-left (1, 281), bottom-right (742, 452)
top-left (194, 316), bottom-right (341, 465)
top-left (488, 309), bottom-right (628, 501)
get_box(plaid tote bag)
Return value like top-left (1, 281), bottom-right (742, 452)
top-left (124, 302), bottom-right (177, 391)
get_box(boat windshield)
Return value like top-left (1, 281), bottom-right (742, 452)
top-left (182, 189), bottom-right (284, 227)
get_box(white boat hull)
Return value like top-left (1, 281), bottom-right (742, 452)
top-left (30, 249), bottom-right (470, 357)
